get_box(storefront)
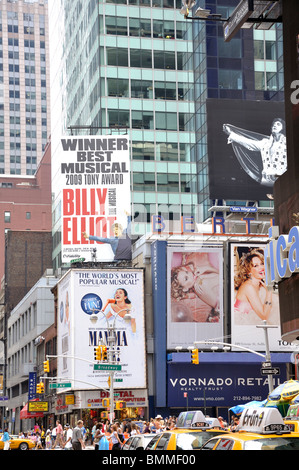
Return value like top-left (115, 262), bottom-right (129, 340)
top-left (52, 388), bottom-right (148, 428)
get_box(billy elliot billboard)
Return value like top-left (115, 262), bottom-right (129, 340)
top-left (207, 99), bottom-right (286, 201)
top-left (60, 135), bottom-right (131, 263)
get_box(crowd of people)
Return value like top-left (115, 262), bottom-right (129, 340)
top-left (1, 414), bottom-right (240, 450)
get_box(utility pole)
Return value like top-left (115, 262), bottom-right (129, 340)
top-left (256, 320), bottom-right (278, 393)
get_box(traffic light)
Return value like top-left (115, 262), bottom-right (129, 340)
top-left (43, 360), bottom-right (50, 373)
top-left (102, 346), bottom-right (108, 362)
top-left (94, 345), bottom-right (102, 361)
top-left (108, 376), bottom-right (111, 387)
top-left (102, 398), bottom-right (110, 408)
top-left (115, 401), bottom-right (126, 410)
top-left (191, 348), bottom-right (199, 364)
top-left (36, 382), bottom-right (44, 394)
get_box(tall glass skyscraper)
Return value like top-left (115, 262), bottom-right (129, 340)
top-left (49, 0), bottom-right (284, 270)
top-left (49, 0), bottom-right (200, 270)
top-left (0, 0), bottom-right (50, 176)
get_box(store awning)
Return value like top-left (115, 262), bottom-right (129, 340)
top-left (20, 402), bottom-right (44, 420)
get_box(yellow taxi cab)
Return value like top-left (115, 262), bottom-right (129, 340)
top-left (200, 407), bottom-right (299, 450)
top-left (0, 434), bottom-right (35, 450)
top-left (145, 411), bottom-right (228, 451)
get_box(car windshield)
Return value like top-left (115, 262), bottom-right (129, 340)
top-left (244, 437), bottom-right (299, 451)
top-left (177, 432), bottom-right (211, 450)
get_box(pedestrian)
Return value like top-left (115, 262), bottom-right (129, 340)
top-left (35, 432), bottom-right (43, 450)
top-left (64, 424), bottom-right (73, 450)
top-left (50, 425), bottom-right (56, 446)
top-left (41, 427), bottom-right (46, 448)
top-left (107, 423), bottom-right (122, 450)
top-left (1, 428), bottom-right (10, 450)
top-left (130, 423), bottom-right (140, 436)
top-left (229, 415), bottom-right (240, 431)
top-left (45, 431), bottom-right (52, 450)
top-left (72, 420), bottom-right (85, 450)
top-left (93, 422), bottom-right (104, 451)
top-left (91, 421), bottom-right (98, 445)
top-left (52, 420), bottom-right (64, 449)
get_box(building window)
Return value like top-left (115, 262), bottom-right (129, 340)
top-left (4, 211), bottom-right (11, 223)
top-left (26, 212), bottom-right (31, 220)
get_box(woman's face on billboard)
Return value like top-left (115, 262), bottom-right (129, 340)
top-left (176, 266), bottom-right (195, 292)
top-left (250, 256), bottom-right (265, 280)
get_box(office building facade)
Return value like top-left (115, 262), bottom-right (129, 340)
top-left (49, 0), bottom-right (284, 269)
top-left (0, 0), bottom-right (50, 176)
top-left (49, 0), bottom-right (199, 271)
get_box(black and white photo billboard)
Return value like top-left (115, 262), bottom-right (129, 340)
top-left (207, 99), bottom-right (286, 201)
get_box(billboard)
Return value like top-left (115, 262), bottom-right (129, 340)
top-left (60, 135), bottom-right (131, 263)
top-left (230, 243), bottom-right (293, 352)
top-left (57, 268), bottom-right (146, 390)
top-left (168, 362), bottom-right (286, 408)
top-left (167, 247), bottom-right (223, 349)
top-left (207, 99), bottom-right (286, 200)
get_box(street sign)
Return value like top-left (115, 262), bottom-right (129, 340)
top-left (49, 382), bottom-right (72, 389)
top-left (114, 378), bottom-right (123, 382)
top-left (94, 364), bottom-right (122, 371)
top-left (223, 0), bottom-right (254, 42)
top-left (261, 367), bottom-right (280, 376)
top-left (262, 362), bottom-right (272, 368)
top-left (0, 396), bottom-right (9, 401)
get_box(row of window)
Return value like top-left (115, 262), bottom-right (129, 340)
top-left (4, 211), bottom-right (32, 223)
top-left (104, 109), bottom-right (194, 131)
top-left (6, 25), bottom-right (45, 36)
top-left (104, 78), bottom-right (193, 101)
top-left (106, 0), bottom-right (181, 7)
top-left (102, 16), bottom-right (189, 40)
top-left (5, 38), bottom-right (46, 49)
top-left (132, 140), bottom-right (194, 162)
top-left (106, 47), bottom-right (192, 70)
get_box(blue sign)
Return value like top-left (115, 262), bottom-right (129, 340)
top-left (167, 363), bottom-right (287, 408)
top-left (28, 372), bottom-right (37, 401)
top-left (229, 206), bottom-right (257, 213)
top-left (80, 293), bottom-right (102, 315)
top-left (265, 225), bottom-right (299, 285)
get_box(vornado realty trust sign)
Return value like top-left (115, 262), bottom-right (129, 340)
top-left (169, 376), bottom-right (280, 390)
top-left (167, 363), bottom-right (286, 407)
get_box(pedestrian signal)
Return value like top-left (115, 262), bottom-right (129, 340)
top-left (115, 401), bottom-right (126, 410)
top-left (94, 345), bottom-right (102, 361)
top-left (101, 411), bottom-right (108, 419)
top-left (191, 348), bottom-right (199, 364)
top-left (102, 398), bottom-right (110, 408)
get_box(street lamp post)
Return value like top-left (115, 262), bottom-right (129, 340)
top-left (90, 307), bottom-right (131, 423)
top-left (194, 321), bottom-right (278, 394)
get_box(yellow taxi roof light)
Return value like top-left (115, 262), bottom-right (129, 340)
top-left (238, 407), bottom-right (291, 435)
top-left (176, 410), bottom-right (221, 429)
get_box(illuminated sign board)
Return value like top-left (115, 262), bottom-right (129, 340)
top-left (28, 401), bottom-right (49, 412)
